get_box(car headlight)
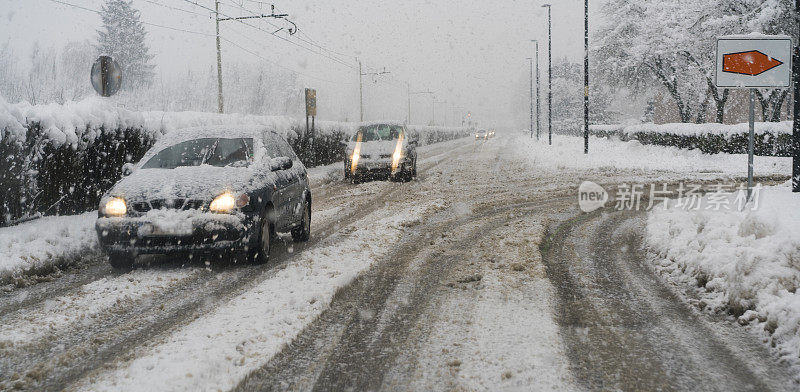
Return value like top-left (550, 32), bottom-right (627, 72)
top-left (209, 192), bottom-right (249, 213)
top-left (393, 151), bottom-right (403, 161)
top-left (103, 197), bottom-right (127, 217)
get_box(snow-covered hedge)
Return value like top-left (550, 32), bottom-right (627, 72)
top-left (0, 97), bottom-right (469, 225)
top-left (646, 183), bottom-right (800, 367)
top-left (589, 122), bottom-right (793, 156)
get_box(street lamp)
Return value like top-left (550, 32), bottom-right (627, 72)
top-left (527, 57), bottom-right (534, 139)
top-left (532, 39), bottom-right (541, 141)
top-left (583, 0), bottom-right (589, 154)
top-left (542, 4), bottom-right (552, 145)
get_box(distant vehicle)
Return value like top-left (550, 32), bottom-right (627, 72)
top-left (475, 130), bottom-right (488, 140)
top-left (344, 123), bottom-right (418, 182)
top-left (95, 126), bottom-right (311, 269)
top-left (488, 130), bottom-right (496, 138)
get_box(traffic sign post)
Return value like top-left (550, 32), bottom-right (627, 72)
top-left (715, 35), bottom-right (793, 202)
top-left (305, 88), bottom-right (317, 165)
top-left (90, 56), bottom-right (122, 97)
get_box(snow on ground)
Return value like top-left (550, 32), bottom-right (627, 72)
top-left (0, 270), bottom-right (193, 346)
top-left (0, 212), bottom-right (98, 285)
top-left (511, 133), bottom-right (790, 178)
top-left (385, 214), bottom-right (578, 391)
top-left (645, 182), bottom-right (800, 371)
top-left (77, 200), bottom-right (438, 392)
top-left (623, 121), bottom-right (792, 137)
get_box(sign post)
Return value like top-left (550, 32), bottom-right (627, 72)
top-left (90, 56), bottom-right (122, 97)
top-left (305, 88), bottom-right (317, 165)
top-left (715, 35), bottom-right (792, 202)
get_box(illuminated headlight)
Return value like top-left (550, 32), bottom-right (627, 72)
top-left (209, 192), bottom-right (249, 213)
top-left (103, 197), bottom-right (127, 217)
top-left (352, 152), bottom-right (360, 164)
top-left (393, 151), bottom-right (403, 161)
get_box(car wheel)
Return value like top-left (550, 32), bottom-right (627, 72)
top-left (108, 253), bottom-right (135, 270)
top-left (250, 209), bottom-right (272, 265)
top-left (292, 199), bottom-right (311, 242)
top-left (412, 159), bottom-right (418, 177)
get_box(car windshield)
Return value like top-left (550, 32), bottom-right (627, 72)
top-left (142, 138), bottom-right (254, 169)
top-left (352, 125), bottom-right (404, 142)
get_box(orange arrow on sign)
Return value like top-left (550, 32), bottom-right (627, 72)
top-left (722, 50), bottom-right (783, 76)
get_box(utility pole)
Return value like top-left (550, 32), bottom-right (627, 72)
top-left (358, 63), bottom-right (390, 122)
top-left (215, 0), bottom-right (224, 114)
top-left (407, 83), bottom-right (411, 124)
top-left (213, 3), bottom-right (294, 114)
top-left (409, 89), bottom-right (434, 125)
top-left (434, 100), bottom-right (448, 126)
top-left (584, 0), bottom-right (589, 154)
top-left (527, 57), bottom-right (534, 139)
top-left (358, 59), bottom-right (364, 122)
top-left (542, 4), bottom-right (552, 145)
top-left (794, 0), bottom-right (799, 192)
top-left (533, 39), bottom-right (541, 140)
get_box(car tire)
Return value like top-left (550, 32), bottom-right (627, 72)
top-left (108, 253), bottom-right (135, 270)
top-left (249, 208), bottom-right (272, 265)
top-left (291, 199), bottom-right (311, 242)
top-left (412, 158), bottom-right (417, 177)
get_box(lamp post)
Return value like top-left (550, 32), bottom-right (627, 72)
top-left (532, 39), bottom-right (541, 140)
top-left (542, 4), bottom-right (552, 145)
top-left (794, 0), bottom-right (799, 192)
top-left (527, 57), bottom-right (534, 139)
top-left (583, 0), bottom-right (589, 154)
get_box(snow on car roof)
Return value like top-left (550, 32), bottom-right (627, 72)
top-left (154, 125), bottom-right (273, 146)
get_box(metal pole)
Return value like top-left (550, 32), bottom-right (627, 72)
top-left (748, 88), bottom-right (755, 202)
top-left (542, 4), bottom-right (552, 145)
top-left (535, 40), bottom-right (541, 141)
top-left (584, 0), bottom-right (589, 154)
top-left (407, 83), bottom-right (411, 124)
top-left (215, 0), bottom-right (224, 114)
top-left (529, 57), bottom-right (534, 138)
top-left (794, 0), bottom-right (800, 192)
top-left (358, 59), bottom-right (364, 122)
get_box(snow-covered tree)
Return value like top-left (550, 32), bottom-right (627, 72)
top-left (96, 0), bottom-right (155, 89)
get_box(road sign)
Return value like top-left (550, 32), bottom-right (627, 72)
top-left (715, 35), bottom-right (792, 88)
top-left (305, 88), bottom-right (317, 117)
top-left (90, 56), bottom-right (122, 97)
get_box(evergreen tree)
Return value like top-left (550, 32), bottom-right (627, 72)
top-left (96, 0), bottom-right (155, 89)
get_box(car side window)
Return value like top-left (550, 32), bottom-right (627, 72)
top-left (275, 137), bottom-right (298, 160)
top-left (262, 134), bottom-right (281, 159)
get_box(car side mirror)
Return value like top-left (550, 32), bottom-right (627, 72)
top-left (122, 163), bottom-right (135, 177)
top-left (270, 157), bottom-right (293, 171)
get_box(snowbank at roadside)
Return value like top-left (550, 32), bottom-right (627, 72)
top-left (0, 95), bottom-right (467, 148)
top-left (511, 133), bottom-right (790, 177)
top-left (645, 183), bottom-right (800, 368)
top-left (0, 212), bottom-right (98, 285)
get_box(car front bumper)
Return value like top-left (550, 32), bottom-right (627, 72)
top-left (96, 212), bottom-right (256, 255)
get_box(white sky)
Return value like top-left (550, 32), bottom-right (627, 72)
top-left (0, 0), bottom-right (607, 126)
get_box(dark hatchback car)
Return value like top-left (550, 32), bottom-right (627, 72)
top-left (96, 126), bottom-right (311, 269)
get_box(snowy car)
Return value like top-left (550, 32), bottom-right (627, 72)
top-left (343, 123), bottom-right (418, 182)
top-left (95, 126), bottom-right (311, 269)
top-left (475, 130), bottom-right (488, 140)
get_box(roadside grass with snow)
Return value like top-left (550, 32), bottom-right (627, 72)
top-left (645, 182), bottom-right (800, 371)
top-left (0, 212), bottom-right (98, 286)
top-left (512, 133), bottom-right (790, 178)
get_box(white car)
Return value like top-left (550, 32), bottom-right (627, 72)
top-left (344, 123), bottom-right (418, 183)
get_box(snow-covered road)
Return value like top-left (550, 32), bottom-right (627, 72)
top-left (0, 132), bottom-right (797, 391)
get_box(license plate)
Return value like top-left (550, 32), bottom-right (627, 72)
top-left (139, 222), bottom-right (193, 237)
